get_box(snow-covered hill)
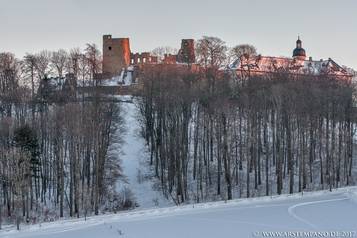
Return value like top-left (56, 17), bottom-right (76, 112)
top-left (1, 187), bottom-right (357, 238)
top-left (3, 98), bottom-right (355, 238)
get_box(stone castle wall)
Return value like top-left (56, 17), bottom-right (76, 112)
top-left (102, 35), bottom-right (196, 76)
top-left (102, 35), bottom-right (131, 76)
top-left (177, 39), bottom-right (195, 64)
top-left (131, 52), bottom-right (158, 65)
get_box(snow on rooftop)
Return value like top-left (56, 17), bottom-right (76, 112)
top-left (229, 55), bottom-right (350, 77)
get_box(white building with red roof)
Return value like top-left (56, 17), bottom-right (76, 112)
top-left (229, 37), bottom-right (352, 81)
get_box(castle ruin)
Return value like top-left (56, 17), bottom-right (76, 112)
top-left (102, 35), bottom-right (131, 76)
top-left (102, 35), bottom-right (196, 76)
top-left (177, 39), bottom-right (196, 64)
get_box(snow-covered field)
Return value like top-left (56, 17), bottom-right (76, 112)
top-left (1, 187), bottom-right (357, 238)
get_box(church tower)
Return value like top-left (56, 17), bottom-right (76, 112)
top-left (292, 36), bottom-right (306, 60)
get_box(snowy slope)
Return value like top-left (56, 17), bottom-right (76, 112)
top-left (1, 187), bottom-right (357, 238)
top-left (113, 98), bottom-right (172, 208)
top-left (100, 67), bottom-right (135, 86)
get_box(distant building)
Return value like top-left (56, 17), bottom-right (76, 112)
top-left (102, 35), bottom-right (196, 77)
top-left (162, 54), bottom-right (178, 64)
top-left (102, 35), bottom-right (131, 76)
top-left (176, 39), bottom-right (196, 64)
top-left (102, 35), bottom-right (160, 76)
top-left (229, 37), bottom-right (352, 81)
top-left (130, 52), bottom-right (158, 65)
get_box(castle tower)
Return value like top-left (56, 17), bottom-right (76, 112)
top-left (292, 36), bottom-right (306, 60)
top-left (177, 39), bottom-right (196, 64)
top-left (102, 35), bottom-right (131, 76)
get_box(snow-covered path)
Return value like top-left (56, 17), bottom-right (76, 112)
top-left (114, 98), bottom-right (172, 208)
top-left (2, 187), bottom-right (357, 238)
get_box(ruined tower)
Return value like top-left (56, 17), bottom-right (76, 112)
top-left (177, 39), bottom-right (196, 64)
top-left (102, 35), bottom-right (131, 76)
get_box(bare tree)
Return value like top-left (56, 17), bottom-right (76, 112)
top-left (230, 44), bottom-right (257, 61)
top-left (35, 50), bottom-right (52, 79)
top-left (51, 49), bottom-right (68, 78)
top-left (196, 36), bottom-right (227, 68)
top-left (151, 46), bottom-right (177, 62)
top-left (23, 54), bottom-right (37, 98)
top-left (84, 43), bottom-right (101, 82)
top-left (9, 149), bottom-right (31, 230)
top-left (67, 48), bottom-right (81, 77)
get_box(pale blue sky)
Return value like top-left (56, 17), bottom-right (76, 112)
top-left (1, 0), bottom-right (356, 69)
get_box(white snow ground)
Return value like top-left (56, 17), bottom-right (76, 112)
top-left (113, 98), bottom-right (172, 208)
top-left (100, 67), bottom-right (134, 86)
top-left (1, 187), bottom-right (357, 238)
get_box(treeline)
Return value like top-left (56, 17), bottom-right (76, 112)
top-left (138, 64), bottom-right (355, 204)
top-left (0, 46), bottom-right (124, 229)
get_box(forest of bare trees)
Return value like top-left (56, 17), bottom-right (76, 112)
top-left (0, 45), bottom-right (126, 230)
top-left (138, 37), bottom-right (355, 204)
